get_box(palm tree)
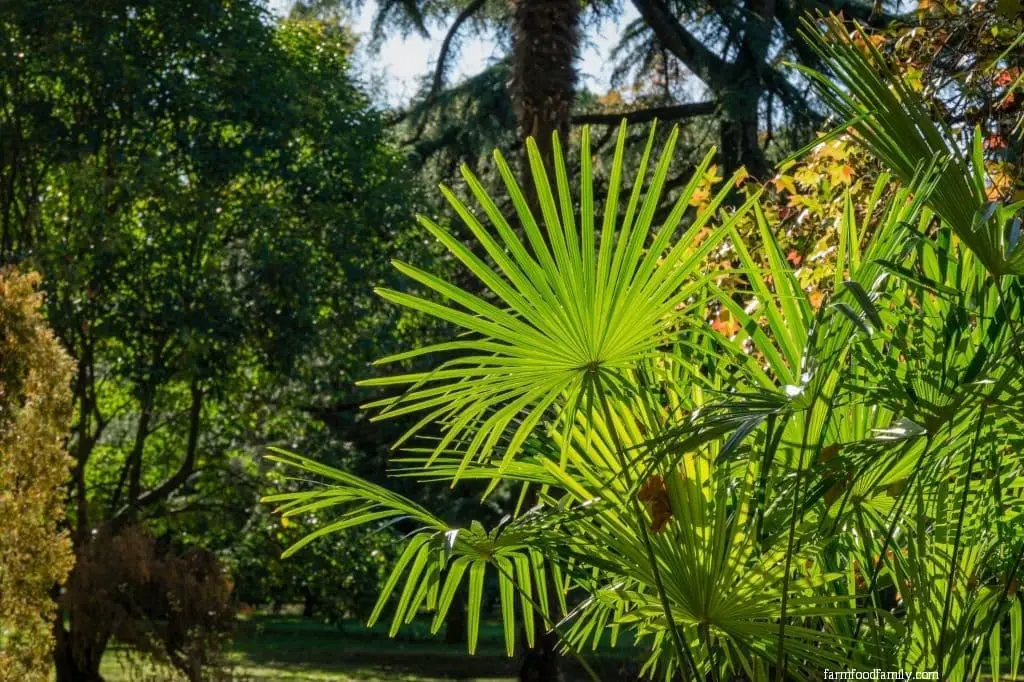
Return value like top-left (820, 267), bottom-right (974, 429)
top-left (265, 15), bottom-right (1024, 680)
top-left (339, 0), bottom-right (899, 179)
top-left (509, 0), bottom-right (580, 172)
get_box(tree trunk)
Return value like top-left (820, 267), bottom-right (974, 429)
top-left (302, 592), bottom-right (317, 618)
top-left (509, 3), bottom-right (580, 680)
top-left (53, 609), bottom-right (106, 682)
top-left (53, 531), bottom-right (111, 682)
top-left (518, 620), bottom-right (562, 682)
top-left (719, 93), bottom-right (766, 178)
top-left (510, 0), bottom-right (580, 677)
top-left (444, 594), bottom-right (468, 645)
top-left (510, 0), bottom-right (581, 192)
top-left (719, 0), bottom-right (775, 179)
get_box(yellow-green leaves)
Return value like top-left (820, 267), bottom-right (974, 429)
top-left (0, 270), bottom-right (75, 680)
top-left (360, 123), bottom-right (757, 480)
top-left (797, 14), bottom-right (1024, 278)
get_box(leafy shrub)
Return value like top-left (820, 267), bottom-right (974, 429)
top-left (228, 503), bottom-right (394, 624)
top-left (0, 269), bottom-right (75, 682)
top-left (61, 525), bottom-right (236, 682)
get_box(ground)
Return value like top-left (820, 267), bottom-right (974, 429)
top-left (97, 616), bottom-right (635, 681)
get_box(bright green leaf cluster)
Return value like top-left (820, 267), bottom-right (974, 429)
top-left (267, 17), bottom-right (1024, 680)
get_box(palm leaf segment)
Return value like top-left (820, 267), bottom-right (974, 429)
top-left (540, 406), bottom-right (867, 681)
top-left (263, 448), bottom-right (592, 670)
top-left (360, 122), bottom-right (757, 476)
top-left (796, 14), bottom-right (1024, 278)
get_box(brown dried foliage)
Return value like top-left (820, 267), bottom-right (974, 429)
top-left (62, 525), bottom-right (237, 681)
top-left (637, 474), bottom-right (674, 534)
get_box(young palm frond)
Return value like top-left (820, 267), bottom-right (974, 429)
top-left (359, 121), bottom-right (758, 478)
top-left (789, 18), bottom-right (1024, 677)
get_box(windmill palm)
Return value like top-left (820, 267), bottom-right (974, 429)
top-left (265, 17), bottom-right (1024, 679)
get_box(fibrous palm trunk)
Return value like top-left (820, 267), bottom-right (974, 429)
top-left (509, 2), bottom-right (580, 681)
top-left (510, 0), bottom-right (581, 185)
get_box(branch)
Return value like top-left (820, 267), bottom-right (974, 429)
top-left (763, 65), bottom-right (824, 125)
top-left (111, 380), bottom-right (204, 526)
top-left (651, 163), bottom-right (702, 226)
top-left (394, 61), bottom-right (512, 142)
top-left (819, 0), bottom-right (900, 27)
top-left (428, 0), bottom-right (486, 103)
top-left (389, 0), bottom-right (487, 130)
top-left (629, 0), bottom-right (731, 88)
top-left (571, 102), bottom-right (717, 126)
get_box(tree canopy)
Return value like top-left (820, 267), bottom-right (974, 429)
top-left (329, 0), bottom-right (896, 178)
top-left (0, 1), bottom-right (425, 678)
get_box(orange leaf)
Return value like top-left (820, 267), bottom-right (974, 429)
top-left (637, 475), bottom-right (673, 534)
top-left (994, 67), bottom-right (1021, 87)
top-left (985, 134), bottom-right (1008, 150)
top-left (711, 308), bottom-right (741, 336)
top-left (829, 164), bottom-right (855, 185)
top-left (734, 167), bottom-right (750, 186)
top-left (689, 187), bottom-right (710, 207)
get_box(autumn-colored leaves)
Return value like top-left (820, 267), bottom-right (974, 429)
top-left (0, 269), bottom-right (75, 682)
top-left (638, 474), bottom-right (674, 534)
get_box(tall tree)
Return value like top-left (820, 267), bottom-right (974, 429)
top-left (335, 0), bottom-right (900, 179)
top-left (509, 4), bottom-right (581, 678)
top-left (0, 1), bottom-right (415, 678)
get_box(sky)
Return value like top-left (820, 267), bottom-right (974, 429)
top-left (267, 0), bottom-right (636, 107)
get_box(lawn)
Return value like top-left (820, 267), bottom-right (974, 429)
top-left (82, 615), bottom-right (1024, 681)
top-left (98, 616), bottom-right (637, 681)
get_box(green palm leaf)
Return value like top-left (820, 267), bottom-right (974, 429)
top-left (262, 448), bottom-right (600, 676)
top-left (360, 122), bottom-right (758, 478)
top-left (796, 14), bottom-right (1024, 277)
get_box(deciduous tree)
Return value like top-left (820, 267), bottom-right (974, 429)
top-left (0, 2), bottom-right (417, 678)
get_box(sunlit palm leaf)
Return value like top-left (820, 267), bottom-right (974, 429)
top-left (359, 122), bottom-right (758, 478)
top-left (261, 448), bottom-right (600, 673)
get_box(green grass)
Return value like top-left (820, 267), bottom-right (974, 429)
top-left (98, 616), bottom-right (636, 681)
top-left (89, 618), bottom-right (1024, 681)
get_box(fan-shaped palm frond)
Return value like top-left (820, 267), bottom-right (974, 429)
top-left (360, 121), bottom-right (758, 478)
top-left (263, 447), bottom-right (599, 674)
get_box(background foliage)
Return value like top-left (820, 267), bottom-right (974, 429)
top-left (3, 0), bottom-right (1024, 678)
top-left (0, 0), bottom-right (432, 678)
